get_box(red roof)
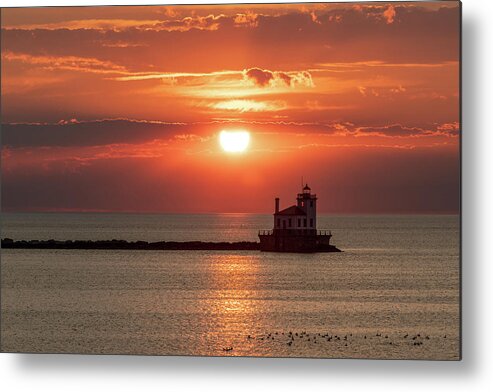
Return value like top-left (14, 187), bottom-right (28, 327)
top-left (275, 205), bottom-right (306, 216)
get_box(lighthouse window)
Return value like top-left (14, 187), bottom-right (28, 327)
top-left (277, 218), bottom-right (280, 227)
top-left (298, 218), bottom-right (301, 227)
top-left (310, 201), bottom-right (313, 207)
top-left (304, 218), bottom-right (307, 227)
top-left (310, 218), bottom-right (314, 227)
top-left (288, 218), bottom-right (292, 227)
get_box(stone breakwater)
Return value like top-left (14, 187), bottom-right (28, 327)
top-left (1, 238), bottom-right (341, 252)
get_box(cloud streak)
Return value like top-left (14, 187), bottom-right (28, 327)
top-left (209, 99), bottom-right (287, 112)
top-left (243, 68), bottom-right (314, 88)
top-left (1, 118), bottom-right (187, 148)
top-left (2, 51), bottom-right (128, 75)
top-left (1, 118), bottom-right (459, 149)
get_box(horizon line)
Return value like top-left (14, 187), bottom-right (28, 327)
top-left (1, 209), bottom-right (460, 216)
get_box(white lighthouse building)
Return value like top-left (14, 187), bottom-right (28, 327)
top-left (259, 184), bottom-right (333, 253)
top-left (274, 184), bottom-right (317, 233)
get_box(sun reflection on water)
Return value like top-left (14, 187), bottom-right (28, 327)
top-left (200, 252), bottom-right (265, 355)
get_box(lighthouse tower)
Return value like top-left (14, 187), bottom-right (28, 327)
top-left (297, 184), bottom-right (317, 233)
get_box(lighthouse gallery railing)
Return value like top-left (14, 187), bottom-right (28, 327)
top-left (258, 229), bottom-right (331, 236)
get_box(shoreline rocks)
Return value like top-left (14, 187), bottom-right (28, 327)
top-left (1, 237), bottom-right (341, 252)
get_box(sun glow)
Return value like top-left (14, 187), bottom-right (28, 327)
top-left (219, 130), bottom-right (250, 153)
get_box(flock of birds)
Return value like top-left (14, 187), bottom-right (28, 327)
top-left (222, 331), bottom-right (448, 352)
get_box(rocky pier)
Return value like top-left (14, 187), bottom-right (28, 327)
top-left (1, 238), bottom-right (341, 253)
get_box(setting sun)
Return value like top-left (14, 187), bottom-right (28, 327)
top-left (219, 130), bottom-right (250, 153)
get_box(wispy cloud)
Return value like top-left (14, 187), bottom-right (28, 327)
top-left (317, 61), bottom-right (458, 69)
top-left (208, 99), bottom-right (287, 112)
top-left (243, 68), bottom-right (314, 88)
top-left (3, 18), bottom-right (164, 31)
top-left (113, 70), bottom-right (241, 82)
top-left (3, 51), bottom-right (128, 75)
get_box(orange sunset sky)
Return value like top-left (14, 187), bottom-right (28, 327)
top-left (1, 2), bottom-right (460, 214)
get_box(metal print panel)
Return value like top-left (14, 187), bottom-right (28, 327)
top-left (0, 1), bottom-right (461, 360)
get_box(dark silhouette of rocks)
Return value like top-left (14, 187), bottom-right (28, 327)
top-left (1, 237), bottom-right (341, 252)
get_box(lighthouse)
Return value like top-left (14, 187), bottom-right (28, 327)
top-left (259, 184), bottom-right (333, 253)
top-left (272, 184), bottom-right (317, 232)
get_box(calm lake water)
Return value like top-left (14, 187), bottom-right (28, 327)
top-left (1, 213), bottom-right (460, 359)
